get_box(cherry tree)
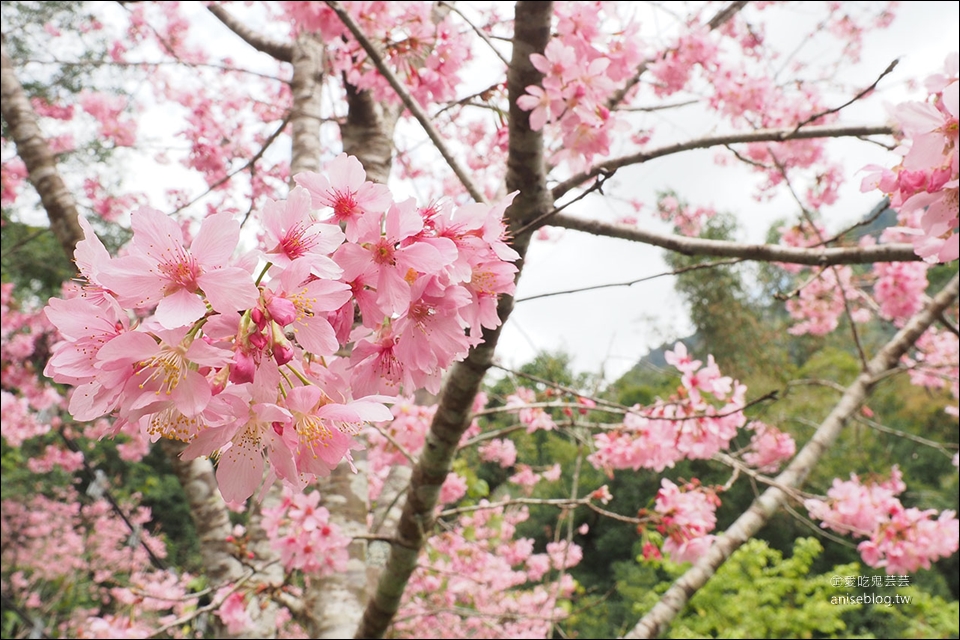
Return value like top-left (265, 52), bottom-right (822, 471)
top-left (1, 1), bottom-right (958, 638)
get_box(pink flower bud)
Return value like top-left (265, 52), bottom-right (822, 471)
top-left (266, 295), bottom-right (297, 326)
top-left (229, 350), bottom-right (256, 385)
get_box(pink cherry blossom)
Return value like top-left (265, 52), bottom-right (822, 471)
top-left (742, 421), bottom-right (796, 473)
top-left (294, 154), bottom-right (392, 243)
top-left (260, 185), bottom-right (344, 278)
top-left (99, 207), bottom-right (258, 329)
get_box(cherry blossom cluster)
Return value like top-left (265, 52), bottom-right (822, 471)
top-left (785, 265), bottom-right (871, 337)
top-left (589, 342), bottom-right (752, 473)
top-left (516, 2), bottom-right (641, 171)
top-left (862, 53), bottom-right (959, 263)
top-left (358, 391), bottom-right (585, 636)
top-left (261, 488), bottom-right (350, 577)
top-left (742, 420), bottom-right (796, 473)
top-left (505, 386), bottom-right (558, 432)
top-left (904, 327), bottom-right (960, 418)
top-left (278, 1), bottom-right (470, 107)
top-left (642, 479), bottom-right (721, 565)
top-left (394, 504), bottom-right (578, 639)
top-left (805, 467), bottom-right (960, 574)
top-left (1, 490), bottom-right (194, 639)
top-left (655, 194), bottom-right (716, 237)
top-left (871, 259), bottom-right (929, 325)
top-left (1, 283), bottom-right (65, 448)
top-left (42, 153), bottom-right (520, 504)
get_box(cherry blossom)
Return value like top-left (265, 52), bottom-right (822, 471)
top-left (805, 467), bottom-right (960, 573)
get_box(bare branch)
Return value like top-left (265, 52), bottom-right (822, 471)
top-left (549, 213), bottom-right (919, 265)
top-left (853, 415), bottom-right (958, 458)
top-left (767, 149), bottom-right (870, 368)
top-left (607, 1), bottom-right (749, 108)
top-left (625, 272), bottom-right (960, 639)
top-left (789, 58), bottom-right (898, 133)
top-left (206, 4), bottom-right (293, 63)
top-left (819, 197), bottom-right (891, 246)
top-left (58, 430), bottom-right (167, 571)
top-left (325, 0), bottom-right (489, 204)
top-left (147, 567), bottom-right (261, 638)
top-left (552, 124), bottom-right (894, 199)
top-left (515, 258), bottom-right (745, 303)
top-left (368, 424), bottom-right (418, 466)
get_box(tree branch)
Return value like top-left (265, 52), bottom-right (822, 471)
top-left (549, 213), bottom-right (919, 265)
top-left (552, 124), bottom-right (894, 199)
top-left (353, 4), bottom-right (555, 637)
top-left (789, 58), bottom-right (898, 133)
top-left (607, 0), bottom-right (749, 108)
top-left (1, 41), bottom-right (84, 257)
top-left (288, 34), bottom-right (324, 179)
top-left (325, 0), bottom-right (488, 204)
top-left (206, 4), bottom-right (293, 63)
top-left (624, 272), bottom-right (960, 639)
top-left (515, 258), bottom-right (745, 303)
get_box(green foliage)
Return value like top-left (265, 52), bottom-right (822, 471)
top-left (0, 213), bottom-right (77, 302)
top-left (624, 537), bottom-right (960, 640)
top-left (661, 538), bottom-right (859, 639)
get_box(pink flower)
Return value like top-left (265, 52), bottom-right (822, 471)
top-left (335, 198), bottom-right (448, 316)
top-left (742, 421), bottom-right (796, 472)
top-left (440, 472), bottom-right (468, 504)
top-left (654, 479), bottom-right (720, 564)
top-left (665, 342), bottom-right (701, 374)
top-left (294, 153), bottom-right (392, 243)
top-left (479, 438), bottom-right (518, 467)
top-left (99, 207), bottom-right (258, 329)
top-left (96, 327), bottom-right (230, 419)
top-left (261, 186), bottom-right (344, 278)
top-left (270, 261), bottom-right (351, 357)
top-left (283, 385), bottom-right (391, 480)
top-left (182, 381), bottom-right (295, 504)
top-left (216, 591), bottom-right (252, 635)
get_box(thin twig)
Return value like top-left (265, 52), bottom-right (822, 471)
top-left (171, 114), bottom-right (290, 218)
top-left (493, 364), bottom-right (629, 414)
top-left (438, 2), bottom-right (511, 67)
top-left (325, 0), bottom-right (488, 204)
top-left (549, 447), bottom-right (583, 637)
top-left (552, 124), bottom-right (894, 199)
top-left (618, 99), bottom-right (700, 113)
top-left (769, 150), bottom-right (870, 369)
top-left (853, 415), bottom-right (957, 458)
top-left (24, 56), bottom-right (284, 81)
top-left (781, 502), bottom-right (858, 549)
top-left (367, 423), bottom-right (418, 466)
top-left (439, 496), bottom-right (587, 518)
top-left (147, 568), bottom-right (259, 638)
top-left (789, 59), bottom-right (899, 133)
top-left (515, 171), bottom-right (614, 235)
top-left (57, 429), bottom-right (167, 571)
top-left (515, 258), bottom-right (744, 303)
top-left (937, 311), bottom-right (960, 337)
top-left (817, 197), bottom-right (891, 247)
